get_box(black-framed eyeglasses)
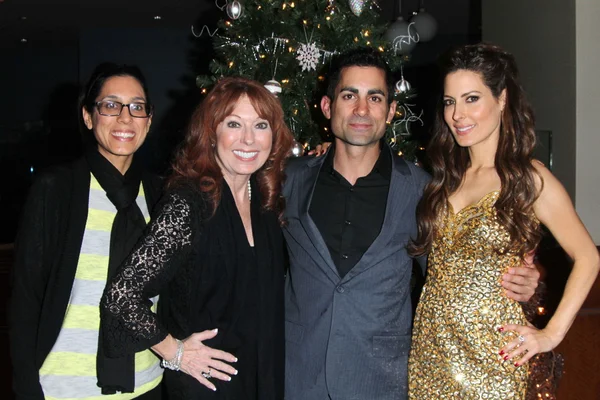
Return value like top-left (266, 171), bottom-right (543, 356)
top-left (95, 100), bottom-right (152, 118)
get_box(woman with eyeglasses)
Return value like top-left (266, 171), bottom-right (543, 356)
top-left (10, 63), bottom-right (169, 400)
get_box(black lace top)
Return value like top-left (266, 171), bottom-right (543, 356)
top-left (101, 181), bottom-right (285, 399)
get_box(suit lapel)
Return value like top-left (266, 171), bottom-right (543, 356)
top-left (295, 157), bottom-right (340, 282)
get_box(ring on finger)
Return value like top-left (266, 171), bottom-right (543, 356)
top-left (517, 334), bottom-right (525, 344)
top-left (201, 367), bottom-right (212, 379)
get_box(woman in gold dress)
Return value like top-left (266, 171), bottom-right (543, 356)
top-left (408, 43), bottom-right (599, 399)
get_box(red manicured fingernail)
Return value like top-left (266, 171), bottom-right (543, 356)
top-left (504, 356), bottom-right (509, 361)
top-left (514, 362), bottom-right (520, 367)
top-left (499, 350), bottom-right (504, 355)
top-left (498, 327), bottom-right (504, 332)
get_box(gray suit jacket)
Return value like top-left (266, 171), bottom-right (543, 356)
top-left (283, 146), bottom-right (430, 400)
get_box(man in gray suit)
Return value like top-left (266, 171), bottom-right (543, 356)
top-left (282, 48), bottom-right (539, 400)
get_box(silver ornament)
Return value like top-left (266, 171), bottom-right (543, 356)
top-left (349, 0), bottom-right (365, 16)
top-left (384, 17), bottom-right (418, 55)
top-left (290, 140), bottom-right (304, 157)
top-left (226, 0), bottom-right (243, 20)
top-left (264, 79), bottom-right (282, 96)
top-left (395, 78), bottom-right (411, 94)
top-left (410, 9), bottom-right (438, 42)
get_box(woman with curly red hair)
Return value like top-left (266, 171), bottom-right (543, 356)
top-left (408, 43), bottom-right (599, 399)
top-left (101, 77), bottom-right (294, 399)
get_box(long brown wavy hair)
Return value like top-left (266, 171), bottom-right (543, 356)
top-left (409, 43), bottom-right (542, 258)
top-left (168, 77), bottom-right (294, 225)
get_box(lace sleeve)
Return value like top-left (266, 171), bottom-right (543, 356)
top-left (101, 190), bottom-right (195, 357)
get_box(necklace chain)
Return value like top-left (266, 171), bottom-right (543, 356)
top-left (247, 179), bottom-right (252, 203)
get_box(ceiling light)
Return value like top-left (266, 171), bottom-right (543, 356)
top-left (154, 15), bottom-right (162, 20)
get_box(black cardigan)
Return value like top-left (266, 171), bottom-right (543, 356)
top-left (101, 181), bottom-right (285, 400)
top-left (8, 157), bottom-right (163, 400)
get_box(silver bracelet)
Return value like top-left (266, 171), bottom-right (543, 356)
top-left (161, 338), bottom-right (184, 371)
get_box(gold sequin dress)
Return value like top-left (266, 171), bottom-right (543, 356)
top-left (408, 191), bottom-right (529, 399)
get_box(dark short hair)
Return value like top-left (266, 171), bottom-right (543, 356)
top-left (326, 47), bottom-right (395, 103)
top-left (79, 63), bottom-right (153, 119)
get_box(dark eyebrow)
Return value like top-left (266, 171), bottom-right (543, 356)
top-left (339, 87), bottom-right (386, 96)
top-left (443, 90), bottom-right (482, 100)
top-left (225, 114), bottom-right (268, 122)
top-left (367, 89), bottom-right (386, 96)
top-left (101, 95), bottom-right (147, 102)
top-left (339, 87), bottom-right (358, 94)
top-left (460, 90), bottom-right (482, 98)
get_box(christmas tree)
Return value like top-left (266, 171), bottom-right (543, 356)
top-left (195, 0), bottom-right (422, 160)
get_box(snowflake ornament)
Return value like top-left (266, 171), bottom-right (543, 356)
top-left (296, 42), bottom-right (321, 72)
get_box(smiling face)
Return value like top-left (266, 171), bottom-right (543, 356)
top-left (215, 95), bottom-right (273, 183)
top-left (82, 75), bottom-right (152, 172)
top-left (443, 69), bottom-right (505, 150)
top-left (321, 66), bottom-right (396, 149)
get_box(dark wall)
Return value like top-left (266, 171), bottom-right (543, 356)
top-left (0, 45), bottom-right (79, 127)
top-left (1, 44), bottom-right (78, 243)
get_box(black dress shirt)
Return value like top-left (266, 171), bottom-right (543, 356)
top-left (309, 143), bottom-right (391, 278)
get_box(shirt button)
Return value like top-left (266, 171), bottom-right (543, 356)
top-left (342, 254), bottom-right (349, 259)
top-left (336, 285), bottom-right (345, 293)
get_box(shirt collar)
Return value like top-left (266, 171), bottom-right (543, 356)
top-left (323, 140), bottom-right (392, 181)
